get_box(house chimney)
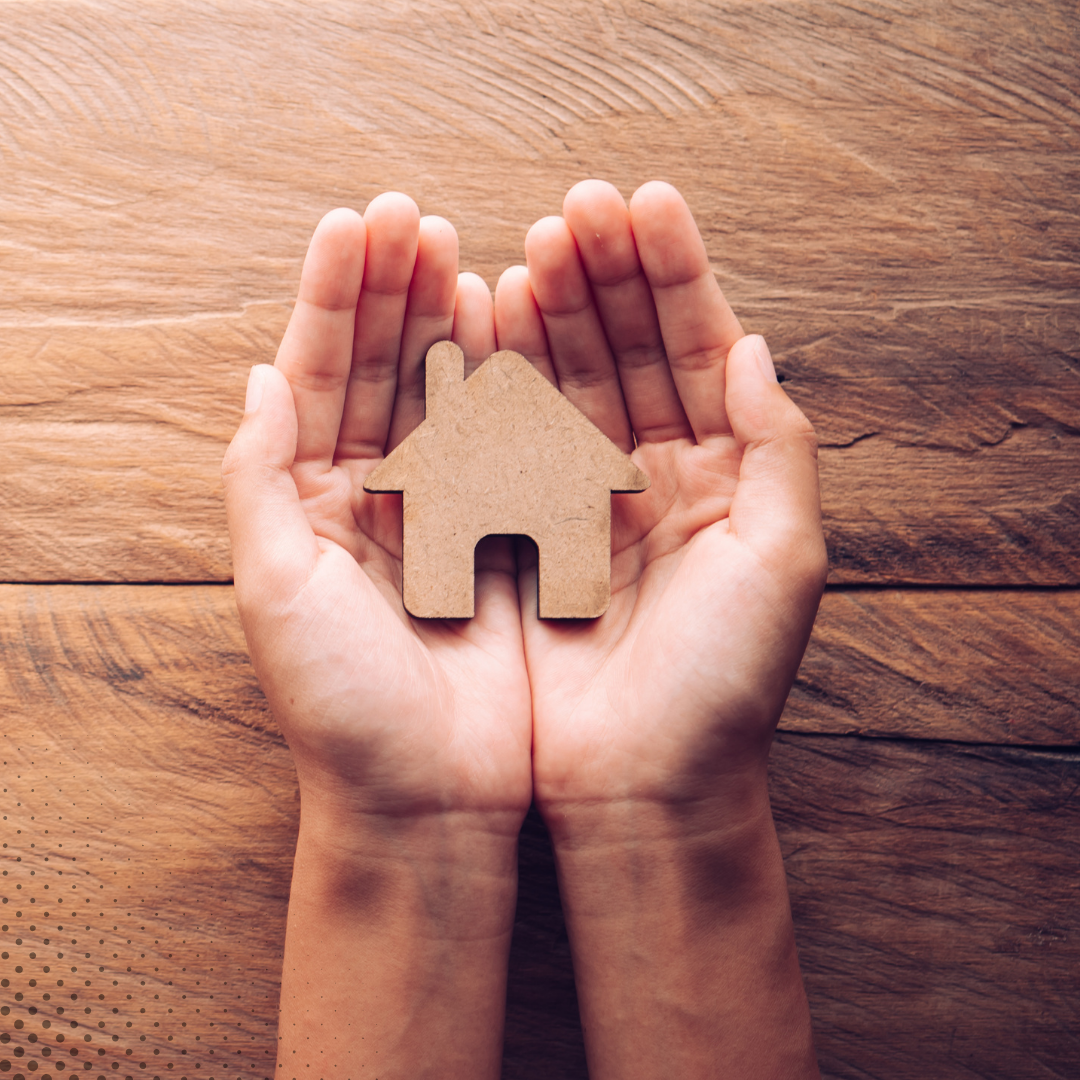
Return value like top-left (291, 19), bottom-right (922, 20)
top-left (424, 340), bottom-right (466, 422)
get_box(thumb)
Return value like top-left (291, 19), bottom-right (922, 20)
top-left (222, 364), bottom-right (320, 610)
top-left (725, 335), bottom-right (827, 588)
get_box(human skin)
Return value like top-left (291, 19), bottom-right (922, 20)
top-left (222, 181), bottom-right (825, 1079)
top-left (495, 179), bottom-right (826, 1079)
top-left (222, 195), bottom-right (533, 1079)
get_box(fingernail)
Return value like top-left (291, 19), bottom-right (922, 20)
top-left (245, 365), bottom-right (266, 413)
top-left (750, 335), bottom-right (777, 382)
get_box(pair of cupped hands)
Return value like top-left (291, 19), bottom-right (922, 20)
top-left (222, 178), bottom-right (826, 850)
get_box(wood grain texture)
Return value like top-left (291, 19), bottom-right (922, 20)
top-left (2, 585), bottom-right (1077, 751)
top-left (785, 587), bottom-right (1080, 745)
top-left (503, 808), bottom-right (586, 1079)
top-left (0, 586), bottom-right (292, 1080)
top-left (773, 732), bottom-right (1080, 1080)
top-left (511, 735), bottom-right (1080, 1080)
top-left (1, 0), bottom-right (1077, 584)
top-left (2, 589), bottom-right (1078, 1078)
top-left (2, 1), bottom-right (1078, 1076)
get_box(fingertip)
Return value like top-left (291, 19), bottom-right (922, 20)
top-left (725, 335), bottom-right (801, 443)
top-left (223, 364), bottom-right (318, 613)
top-left (494, 265), bottom-right (533, 334)
top-left (418, 214), bottom-right (458, 252)
top-left (226, 364), bottom-right (298, 475)
top-left (223, 363), bottom-right (299, 470)
top-left (362, 193), bottom-right (422, 282)
top-left (494, 266), bottom-right (556, 383)
top-left (727, 335), bottom-right (777, 387)
top-left (628, 182), bottom-right (710, 289)
top-left (456, 271), bottom-right (494, 317)
top-left (364, 190), bottom-right (421, 226)
top-left (525, 215), bottom-right (573, 261)
top-left (629, 179), bottom-right (684, 215)
top-left (419, 213), bottom-right (455, 231)
top-left (725, 336), bottom-right (816, 464)
top-left (563, 178), bottom-right (626, 217)
top-left (458, 270), bottom-right (492, 292)
top-left (314, 205), bottom-right (365, 238)
top-left (244, 362), bottom-right (268, 415)
top-left (628, 182), bottom-right (687, 242)
top-left (747, 334), bottom-right (778, 383)
top-left (453, 272), bottom-right (496, 372)
top-left (412, 215), bottom-right (459, 306)
top-left (496, 263), bottom-right (530, 294)
top-left (525, 216), bottom-right (591, 319)
top-left (298, 209), bottom-right (367, 310)
top-left (726, 336), bottom-right (825, 588)
top-left (223, 364), bottom-right (309, 592)
top-left (563, 181), bottom-right (638, 283)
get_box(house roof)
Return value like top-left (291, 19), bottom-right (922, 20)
top-left (364, 342), bottom-right (650, 498)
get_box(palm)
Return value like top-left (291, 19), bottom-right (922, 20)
top-left (524, 437), bottom-right (759, 798)
top-left (311, 455), bottom-right (526, 722)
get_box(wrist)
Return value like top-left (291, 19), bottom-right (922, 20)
top-left (538, 771), bottom-right (818, 1079)
top-left (538, 756), bottom-right (773, 862)
top-left (542, 775), bottom-right (783, 927)
top-left (286, 728), bottom-right (532, 833)
top-left (291, 788), bottom-right (524, 937)
top-left (277, 789), bottom-right (524, 1080)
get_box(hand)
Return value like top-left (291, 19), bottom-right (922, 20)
top-left (505, 186), bottom-right (825, 829)
top-left (495, 180), bottom-right (826, 1079)
top-left (222, 196), bottom-right (532, 1079)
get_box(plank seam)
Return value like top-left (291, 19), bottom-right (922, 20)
top-left (775, 730), bottom-right (1080, 756)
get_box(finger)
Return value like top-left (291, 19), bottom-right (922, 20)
top-left (524, 215), bottom-right (634, 452)
top-left (629, 181), bottom-right (744, 443)
top-left (562, 180), bottom-right (692, 444)
top-left (494, 265), bottom-right (557, 386)
top-left (725, 335), bottom-right (827, 594)
top-left (380, 215), bottom-right (459, 453)
top-left (222, 364), bottom-right (320, 613)
top-left (514, 536), bottom-right (540, 624)
top-left (452, 272), bottom-right (497, 375)
top-left (274, 208), bottom-right (367, 468)
top-left (339, 192), bottom-right (420, 459)
top-left (472, 533), bottom-right (520, 623)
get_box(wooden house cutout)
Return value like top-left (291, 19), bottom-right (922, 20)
top-left (364, 340), bottom-right (650, 619)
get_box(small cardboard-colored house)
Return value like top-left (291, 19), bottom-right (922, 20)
top-left (364, 340), bottom-right (650, 619)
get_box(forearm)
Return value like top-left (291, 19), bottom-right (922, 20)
top-left (543, 773), bottom-right (819, 1080)
top-left (277, 797), bottom-right (523, 1080)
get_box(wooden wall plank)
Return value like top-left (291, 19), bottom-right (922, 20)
top-left (1, 1), bottom-right (1077, 584)
top-left (0, 588), bottom-right (293, 1079)
top-left (1, 1), bottom-right (1077, 324)
top-left (2, 310), bottom-right (1077, 586)
top-left (1, 585), bottom-right (1075, 748)
top-left (4, 612), bottom-right (1078, 1077)
top-left (784, 588), bottom-right (1080, 745)
top-left (3, 409), bottom-right (1079, 585)
top-left (817, 429), bottom-right (1080, 584)
top-left (504, 809), bottom-right (586, 1079)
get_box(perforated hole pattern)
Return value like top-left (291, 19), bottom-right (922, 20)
top-left (2, 743), bottom-right (283, 1080)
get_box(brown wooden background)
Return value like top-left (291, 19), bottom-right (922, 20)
top-left (2, 2), bottom-right (1078, 1077)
